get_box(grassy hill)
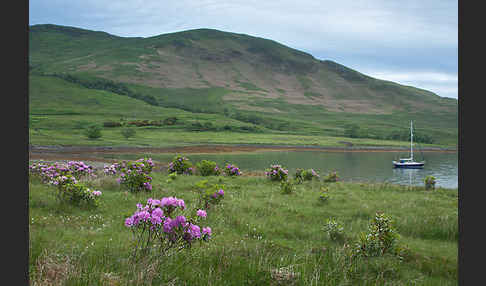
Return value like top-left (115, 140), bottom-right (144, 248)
top-left (28, 24), bottom-right (458, 147)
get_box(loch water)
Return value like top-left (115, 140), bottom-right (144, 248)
top-left (113, 150), bottom-right (458, 189)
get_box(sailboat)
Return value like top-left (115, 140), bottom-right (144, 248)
top-left (392, 121), bottom-right (425, 168)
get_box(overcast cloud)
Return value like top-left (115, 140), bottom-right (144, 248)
top-left (29, 0), bottom-right (458, 99)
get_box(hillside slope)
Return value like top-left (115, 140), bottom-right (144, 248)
top-left (28, 24), bottom-right (458, 145)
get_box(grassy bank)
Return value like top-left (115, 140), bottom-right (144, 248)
top-left (29, 127), bottom-right (452, 150)
top-left (29, 162), bottom-right (458, 285)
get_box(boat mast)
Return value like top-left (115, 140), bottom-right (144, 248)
top-left (410, 120), bottom-right (413, 160)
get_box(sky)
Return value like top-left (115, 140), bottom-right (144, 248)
top-left (29, 0), bottom-right (458, 99)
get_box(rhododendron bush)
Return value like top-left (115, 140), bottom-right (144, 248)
top-left (168, 155), bottom-right (193, 175)
top-left (224, 163), bottom-right (242, 177)
top-left (111, 158), bottom-right (155, 193)
top-left (125, 197), bottom-right (212, 258)
top-left (29, 161), bottom-right (102, 206)
top-left (193, 179), bottom-right (225, 210)
top-left (265, 164), bottom-right (289, 182)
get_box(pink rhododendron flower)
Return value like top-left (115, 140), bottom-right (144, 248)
top-left (197, 209), bottom-right (207, 218)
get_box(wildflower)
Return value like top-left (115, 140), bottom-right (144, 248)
top-left (125, 217), bottom-right (134, 227)
top-left (197, 209), bottom-right (207, 218)
top-left (152, 207), bottom-right (164, 218)
top-left (202, 227), bottom-right (212, 237)
top-left (188, 224), bottom-right (201, 239)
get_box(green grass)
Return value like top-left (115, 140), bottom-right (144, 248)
top-left (29, 164), bottom-right (458, 285)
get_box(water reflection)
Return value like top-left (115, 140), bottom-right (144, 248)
top-left (390, 168), bottom-right (423, 187)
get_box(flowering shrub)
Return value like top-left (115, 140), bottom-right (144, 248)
top-left (424, 175), bottom-right (436, 190)
top-left (194, 180), bottom-right (225, 210)
top-left (66, 161), bottom-right (96, 180)
top-left (354, 212), bottom-right (400, 257)
top-left (29, 160), bottom-right (96, 183)
top-left (265, 164), bottom-right (289, 182)
top-left (168, 155), bottom-right (193, 175)
top-left (103, 162), bottom-right (122, 176)
top-left (124, 197), bottom-right (212, 258)
top-left (29, 161), bottom-right (70, 183)
top-left (196, 160), bottom-right (221, 176)
top-left (323, 171), bottom-right (339, 183)
top-left (52, 174), bottom-right (101, 206)
top-left (323, 218), bottom-right (344, 241)
top-left (29, 161), bottom-right (102, 207)
top-left (117, 158), bottom-right (154, 192)
top-left (224, 163), bottom-right (242, 177)
top-left (295, 168), bottom-right (320, 182)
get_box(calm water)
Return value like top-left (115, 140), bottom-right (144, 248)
top-left (106, 151), bottom-right (458, 189)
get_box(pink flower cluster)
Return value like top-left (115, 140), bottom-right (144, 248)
top-left (224, 164), bottom-right (242, 176)
top-left (197, 209), bottom-right (207, 218)
top-left (67, 161), bottom-right (95, 179)
top-left (29, 161), bottom-right (103, 206)
top-left (213, 189), bottom-right (224, 198)
top-left (125, 197), bottom-right (212, 249)
top-left (29, 162), bottom-right (69, 183)
top-left (29, 161), bottom-right (95, 183)
top-left (103, 162), bottom-right (122, 175)
top-left (265, 164), bottom-right (289, 181)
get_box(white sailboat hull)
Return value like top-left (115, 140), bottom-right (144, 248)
top-left (392, 160), bottom-right (425, 168)
top-left (392, 120), bottom-right (425, 169)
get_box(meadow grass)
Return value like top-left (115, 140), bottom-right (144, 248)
top-left (29, 164), bottom-right (458, 285)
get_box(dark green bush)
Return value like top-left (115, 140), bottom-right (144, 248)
top-left (84, 125), bottom-right (102, 139)
top-left (103, 121), bottom-right (122, 128)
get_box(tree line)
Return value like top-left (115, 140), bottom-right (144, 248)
top-left (50, 73), bottom-right (159, 106)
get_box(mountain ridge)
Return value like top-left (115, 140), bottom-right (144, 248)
top-left (28, 24), bottom-right (457, 145)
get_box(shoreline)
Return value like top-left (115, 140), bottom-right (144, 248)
top-left (29, 143), bottom-right (457, 163)
top-left (29, 143), bottom-right (457, 154)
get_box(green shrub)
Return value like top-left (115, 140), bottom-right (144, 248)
top-left (424, 176), bottom-right (436, 190)
top-left (120, 127), bottom-right (136, 139)
top-left (280, 179), bottom-right (296, 194)
top-left (53, 174), bottom-right (101, 207)
top-left (323, 171), bottom-right (339, 183)
top-left (295, 168), bottom-right (320, 182)
top-left (194, 179), bottom-right (225, 210)
top-left (103, 121), bottom-right (122, 128)
top-left (84, 125), bottom-right (102, 139)
top-left (166, 172), bottom-right (177, 183)
top-left (196, 160), bottom-right (221, 176)
top-left (318, 187), bottom-right (330, 202)
top-left (354, 212), bottom-right (400, 257)
top-left (323, 218), bottom-right (344, 241)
